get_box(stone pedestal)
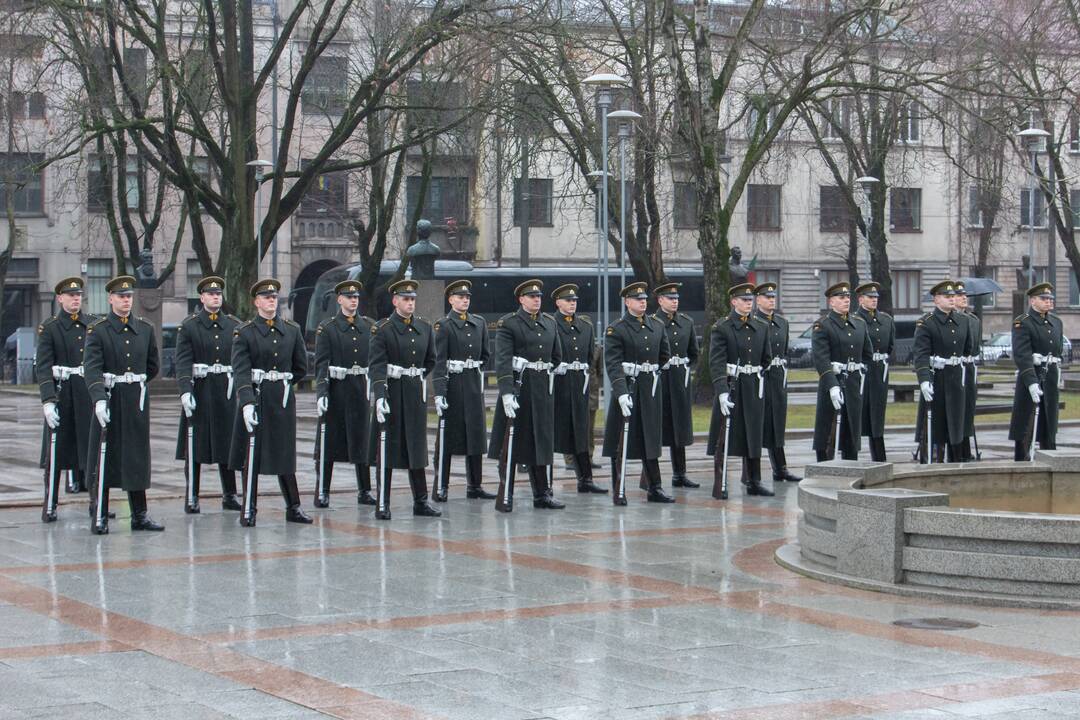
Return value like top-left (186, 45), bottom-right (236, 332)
top-left (836, 488), bottom-right (949, 583)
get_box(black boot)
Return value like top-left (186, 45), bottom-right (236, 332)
top-left (645, 459), bottom-right (675, 503)
top-left (356, 465), bottom-right (376, 505)
top-left (410, 469), bottom-right (442, 517)
top-left (129, 491), bottom-right (165, 531)
top-left (314, 460), bottom-right (332, 508)
top-left (239, 470), bottom-right (258, 527)
top-left (220, 467), bottom-right (242, 510)
top-left (669, 446), bottom-right (699, 488)
top-left (575, 452), bottom-right (607, 494)
top-left (770, 447), bottom-right (801, 482)
top-left (70, 469), bottom-right (87, 493)
top-left (869, 437), bottom-right (887, 463)
top-left (279, 474), bottom-right (312, 523)
top-left (744, 458), bottom-right (775, 497)
top-left (531, 466), bottom-right (564, 509)
top-left (465, 455), bottom-right (495, 499)
top-left (433, 453), bottom-right (451, 502)
top-left (184, 460), bottom-right (201, 514)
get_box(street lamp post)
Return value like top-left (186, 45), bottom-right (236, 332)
top-left (609, 109), bottom-right (642, 292)
top-left (855, 175), bottom-right (879, 273)
top-left (247, 159), bottom-right (273, 279)
top-left (1018, 127), bottom-right (1051, 289)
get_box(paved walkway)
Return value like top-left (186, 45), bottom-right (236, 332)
top-left (1, 391), bottom-right (1080, 719)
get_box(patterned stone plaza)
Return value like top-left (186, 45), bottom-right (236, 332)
top-left (1, 389), bottom-right (1080, 719)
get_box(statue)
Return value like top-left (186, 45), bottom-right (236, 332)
top-left (406, 219), bottom-right (441, 279)
top-left (135, 248), bottom-right (156, 288)
top-left (729, 246), bottom-right (751, 286)
top-left (1015, 255), bottom-right (1032, 291)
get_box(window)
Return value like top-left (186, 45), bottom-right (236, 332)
top-left (88, 155), bottom-right (139, 213)
top-left (890, 188), bottom-right (921, 232)
top-left (186, 259), bottom-right (201, 299)
top-left (673, 182), bottom-right (698, 229)
top-left (820, 98), bottom-right (852, 140)
top-left (302, 55), bottom-right (348, 116)
top-left (3, 92), bottom-right (46, 120)
top-left (512, 178), bottom-right (553, 227)
top-left (407, 80), bottom-right (469, 147)
top-left (1020, 187), bottom-right (1046, 228)
top-left (892, 270), bottom-right (922, 312)
top-left (0, 152), bottom-right (44, 215)
top-left (747, 184), bottom-right (781, 230)
top-left (122, 48), bottom-right (148, 108)
top-left (0, 33), bottom-right (44, 58)
top-left (406, 176), bottom-right (469, 226)
top-left (1070, 111), bottom-right (1080, 153)
top-left (897, 100), bottom-right (920, 143)
top-left (513, 83), bottom-right (550, 137)
top-left (969, 266), bottom-right (997, 308)
top-left (746, 99), bottom-right (778, 137)
top-left (967, 185), bottom-right (983, 228)
top-left (1070, 189), bottom-right (1080, 229)
top-left (1071, 269), bottom-right (1080, 306)
top-left (7, 257), bottom-right (37, 276)
top-left (85, 259), bottom-right (112, 315)
top-left (299, 160), bottom-right (348, 217)
top-left (820, 270), bottom-right (849, 309)
top-left (819, 185), bottom-right (851, 232)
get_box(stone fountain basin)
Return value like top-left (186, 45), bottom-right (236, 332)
top-left (776, 451), bottom-right (1080, 609)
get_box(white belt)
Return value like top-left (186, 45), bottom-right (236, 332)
top-left (513, 356), bottom-right (555, 394)
top-left (831, 361), bottom-right (867, 395)
top-left (103, 372), bottom-right (148, 410)
top-left (768, 356), bottom-right (788, 389)
top-left (623, 361), bottom-right (661, 396)
top-left (446, 358), bottom-right (484, 391)
top-left (329, 364), bottom-right (370, 399)
top-left (558, 361), bottom-right (591, 395)
top-left (664, 356), bottom-right (693, 388)
top-left (252, 369), bottom-right (295, 407)
top-left (930, 355), bottom-right (965, 386)
top-left (193, 363), bottom-right (234, 398)
top-left (52, 365), bottom-right (83, 381)
top-left (726, 362), bottom-right (764, 399)
top-left (871, 353), bottom-right (890, 383)
top-left (1033, 353), bottom-right (1062, 366)
top-left (387, 364), bottom-right (427, 400)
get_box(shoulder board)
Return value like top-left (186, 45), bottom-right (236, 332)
top-left (234, 320), bottom-right (252, 333)
top-left (433, 321), bottom-right (441, 332)
top-left (578, 313), bottom-right (592, 323)
top-left (471, 313), bottom-right (486, 323)
top-left (284, 318), bottom-right (299, 327)
top-left (496, 312), bottom-right (514, 328)
top-left (375, 318), bottom-right (390, 332)
top-left (542, 312), bottom-right (556, 321)
top-left (88, 317), bottom-right (107, 329)
top-left (227, 314), bottom-right (240, 323)
top-left (1014, 314), bottom-right (1029, 323)
top-left (317, 317), bottom-right (333, 330)
top-left (750, 316), bottom-right (767, 326)
top-left (679, 312), bottom-right (693, 321)
top-left (41, 316), bottom-right (57, 327)
top-left (362, 316), bottom-right (375, 325)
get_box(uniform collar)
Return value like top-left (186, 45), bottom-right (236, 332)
top-left (108, 312), bottom-right (137, 333)
top-left (392, 312), bottom-right (415, 333)
top-left (336, 311), bottom-right (359, 330)
top-left (517, 308), bottom-right (540, 323)
top-left (828, 310), bottom-right (849, 325)
top-left (57, 310), bottom-right (84, 328)
top-left (933, 307), bottom-right (953, 323)
top-left (729, 309), bottom-right (751, 325)
top-left (254, 315), bottom-right (279, 336)
top-left (754, 309), bottom-right (774, 323)
top-left (627, 311), bottom-right (646, 326)
top-left (199, 307), bottom-right (223, 328)
top-left (449, 311), bottom-right (473, 327)
top-left (859, 307), bottom-right (876, 320)
top-left (559, 313), bottom-right (577, 327)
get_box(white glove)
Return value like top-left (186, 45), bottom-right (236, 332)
top-left (920, 381), bottom-right (934, 403)
top-left (180, 392), bottom-right (196, 418)
top-left (435, 395), bottom-right (448, 417)
top-left (95, 400), bottom-right (110, 428)
top-left (554, 362), bottom-right (569, 376)
top-left (501, 393), bottom-right (518, 419)
top-left (43, 402), bottom-right (60, 429)
top-left (829, 386), bottom-right (844, 410)
top-left (1028, 383), bottom-right (1043, 403)
top-left (718, 393), bottom-right (734, 417)
top-left (375, 398), bottom-right (390, 424)
top-left (618, 393), bottom-right (634, 418)
top-left (243, 404), bottom-right (259, 432)
top-left (317, 395), bottom-right (329, 416)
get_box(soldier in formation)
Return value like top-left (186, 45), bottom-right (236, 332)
top-left (754, 282), bottom-right (800, 483)
top-left (1010, 282), bottom-right (1064, 460)
top-left (913, 280), bottom-right (971, 463)
top-left (654, 282), bottom-right (701, 489)
top-left (954, 282), bottom-right (982, 461)
top-left (313, 280), bottom-right (376, 507)
top-left (854, 282), bottom-right (895, 462)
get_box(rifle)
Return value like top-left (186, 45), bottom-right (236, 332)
top-left (711, 412), bottom-right (731, 500)
top-left (240, 387), bottom-right (260, 527)
top-left (495, 371), bottom-right (522, 513)
top-left (91, 389), bottom-right (111, 535)
top-left (375, 412), bottom-right (389, 517)
top-left (432, 413), bottom-right (447, 500)
top-left (1030, 367), bottom-right (1046, 462)
top-left (314, 412), bottom-right (327, 505)
top-left (185, 419), bottom-right (197, 512)
top-left (42, 428), bottom-right (59, 522)
top-left (833, 373), bottom-right (846, 461)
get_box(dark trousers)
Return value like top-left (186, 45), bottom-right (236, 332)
top-left (1015, 438), bottom-right (1056, 461)
top-left (868, 437), bottom-right (887, 463)
top-left (437, 453), bottom-right (485, 492)
top-left (242, 472), bottom-right (302, 512)
top-left (323, 461), bottom-right (372, 494)
top-left (768, 447), bottom-right (789, 477)
top-left (670, 446), bottom-right (687, 475)
top-left (740, 457), bottom-right (762, 485)
top-left (527, 465), bottom-right (554, 499)
top-left (184, 461), bottom-right (238, 501)
top-left (384, 468), bottom-right (430, 502)
top-left (623, 458), bottom-right (663, 491)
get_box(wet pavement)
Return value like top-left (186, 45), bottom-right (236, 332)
top-left (2, 390), bottom-right (1080, 719)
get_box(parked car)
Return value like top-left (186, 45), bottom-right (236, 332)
top-left (787, 318), bottom-right (919, 367)
top-left (161, 324), bottom-right (178, 378)
top-left (981, 332), bottom-right (1072, 363)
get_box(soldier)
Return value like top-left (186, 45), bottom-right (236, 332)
top-left (313, 280), bottom-right (376, 508)
top-left (487, 279), bottom-right (565, 511)
top-left (754, 281), bottom-right (800, 483)
top-left (653, 282), bottom-right (701, 489)
top-left (707, 283), bottom-right (772, 496)
top-left (84, 275), bottom-right (163, 534)
top-left (954, 282), bottom-right (982, 461)
top-left (37, 277), bottom-right (98, 522)
top-left (432, 279), bottom-right (494, 501)
top-left (854, 281), bottom-right (895, 462)
top-left (175, 276), bottom-right (241, 513)
top-left (368, 279), bottom-right (441, 520)
top-left (812, 282), bottom-right (874, 462)
top-left (603, 282), bottom-right (673, 504)
top-left (1009, 283), bottom-right (1064, 460)
top-left (230, 279), bottom-right (312, 527)
top-left (913, 279), bottom-right (971, 463)
top-left (551, 283), bottom-right (605, 494)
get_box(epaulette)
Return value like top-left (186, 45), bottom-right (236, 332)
top-left (234, 320), bottom-right (252, 335)
top-left (471, 313), bottom-right (486, 323)
top-left (433, 320), bottom-right (441, 332)
top-left (1014, 313), bottom-right (1029, 328)
top-left (86, 317), bottom-right (107, 334)
top-left (578, 313), bottom-right (592, 324)
top-left (317, 317), bottom-right (333, 331)
top-left (542, 312), bottom-right (556, 322)
top-left (679, 312), bottom-right (693, 321)
top-left (284, 318), bottom-right (299, 327)
top-left (373, 318), bottom-right (390, 334)
top-left (496, 312), bottom-right (514, 328)
top-left (362, 315), bottom-right (375, 326)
